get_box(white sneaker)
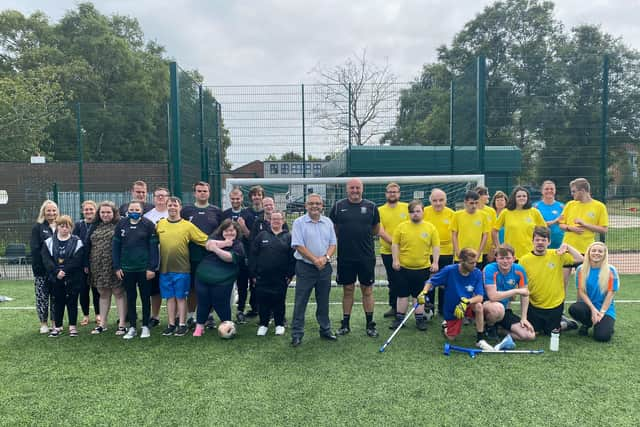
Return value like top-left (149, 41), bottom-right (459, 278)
top-left (257, 325), bottom-right (268, 336)
top-left (123, 327), bottom-right (137, 340)
top-left (476, 339), bottom-right (494, 351)
top-left (40, 325), bottom-right (50, 334)
top-left (275, 326), bottom-right (286, 336)
top-left (140, 326), bottom-right (151, 339)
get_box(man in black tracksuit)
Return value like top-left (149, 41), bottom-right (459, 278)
top-left (249, 210), bottom-right (295, 335)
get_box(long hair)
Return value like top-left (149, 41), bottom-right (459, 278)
top-left (96, 201), bottom-right (120, 224)
top-left (579, 241), bottom-right (611, 295)
top-left (506, 186), bottom-right (532, 210)
top-left (36, 200), bottom-right (58, 224)
top-left (214, 218), bottom-right (241, 240)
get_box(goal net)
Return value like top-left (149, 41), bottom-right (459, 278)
top-left (223, 175), bottom-right (485, 214)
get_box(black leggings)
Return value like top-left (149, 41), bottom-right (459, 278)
top-left (51, 281), bottom-right (80, 328)
top-left (123, 271), bottom-right (151, 328)
top-left (79, 273), bottom-right (100, 316)
top-left (569, 301), bottom-right (615, 342)
top-left (256, 277), bottom-right (287, 327)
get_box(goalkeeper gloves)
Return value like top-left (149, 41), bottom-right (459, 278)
top-left (454, 297), bottom-right (470, 319)
top-left (417, 291), bottom-right (429, 306)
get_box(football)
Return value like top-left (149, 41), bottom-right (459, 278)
top-left (218, 321), bottom-right (237, 339)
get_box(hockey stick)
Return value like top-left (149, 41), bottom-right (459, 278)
top-left (379, 302), bottom-right (419, 353)
top-left (443, 342), bottom-right (544, 358)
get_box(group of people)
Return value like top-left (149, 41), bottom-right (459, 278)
top-left (30, 176), bottom-right (619, 348)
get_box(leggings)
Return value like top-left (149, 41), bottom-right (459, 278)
top-left (123, 271), bottom-right (151, 328)
top-left (236, 266), bottom-right (257, 313)
top-left (79, 273), bottom-right (100, 316)
top-left (196, 279), bottom-right (233, 323)
top-left (256, 276), bottom-right (287, 327)
top-left (34, 275), bottom-right (54, 323)
top-left (51, 281), bottom-right (79, 328)
top-left (569, 301), bottom-right (615, 342)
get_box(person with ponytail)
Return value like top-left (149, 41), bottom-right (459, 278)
top-left (568, 242), bottom-right (619, 342)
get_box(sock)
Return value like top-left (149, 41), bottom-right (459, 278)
top-left (396, 313), bottom-right (405, 321)
top-left (476, 331), bottom-right (485, 341)
top-left (342, 314), bottom-right (350, 327)
top-left (188, 312), bottom-right (195, 320)
top-left (365, 312), bottom-right (373, 324)
top-left (415, 313), bottom-right (424, 320)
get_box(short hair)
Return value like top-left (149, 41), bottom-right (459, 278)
top-left (153, 187), bottom-right (170, 196)
top-left (193, 181), bottom-right (210, 191)
top-left (490, 191), bottom-right (508, 210)
top-left (249, 185), bottom-right (264, 198)
top-left (506, 186), bottom-right (532, 210)
top-left (474, 186), bottom-right (489, 196)
top-left (229, 187), bottom-right (243, 197)
top-left (408, 199), bottom-right (423, 212)
top-left (306, 193), bottom-right (323, 203)
top-left (215, 218), bottom-right (241, 239)
top-left (464, 190), bottom-right (479, 201)
top-left (36, 200), bottom-right (58, 224)
top-left (430, 188), bottom-right (446, 200)
top-left (81, 200), bottom-right (97, 210)
top-left (495, 244), bottom-right (515, 257)
top-left (167, 196), bottom-right (182, 206)
top-left (55, 215), bottom-right (74, 230)
top-left (271, 209), bottom-right (285, 219)
top-left (386, 182), bottom-right (400, 191)
top-left (127, 200), bottom-right (144, 210)
top-left (459, 247), bottom-right (478, 262)
top-left (541, 180), bottom-right (556, 189)
top-left (532, 226), bottom-right (550, 240)
top-left (131, 180), bottom-right (147, 190)
top-left (97, 201), bottom-right (120, 224)
top-left (570, 178), bottom-right (590, 193)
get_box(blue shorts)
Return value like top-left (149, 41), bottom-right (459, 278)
top-left (159, 273), bottom-right (191, 299)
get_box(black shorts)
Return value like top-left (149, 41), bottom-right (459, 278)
top-left (396, 268), bottom-right (429, 298)
top-left (150, 274), bottom-right (160, 296)
top-left (336, 258), bottom-right (375, 286)
top-left (527, 303), bottom-right (563, 335)
top-left (563, 260), bottom-right (583, 269)
top-left (496, 308), bottom-right (521, 330)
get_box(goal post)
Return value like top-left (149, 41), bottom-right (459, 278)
top-left (223, 175), bottom-right (485, 212)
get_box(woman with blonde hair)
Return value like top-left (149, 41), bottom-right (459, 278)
top-left (30, 200), bottom-right (59, 333)
top-left (89, 201), bottom-right (126, 335)
top-left (568, 241), bottom-right (619, 341)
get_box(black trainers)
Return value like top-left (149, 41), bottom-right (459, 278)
top-left (389, 318), bottom-right (404, 330)
top-left (578, 325), bottom-right (589, 336)
top-left (186, 317), bottom-right (195, 330)
top-left (485, 325), bottom-right (499, 341)
top-left (236, 311), bottom-right (247, 324)
top-left (561, 315), bottom-right (579, 331)
top-left (162, 325), bottom-right (176, 336)
top-left (174, 325), bottom-right (188, 336)
top-left (366, 322), bottom-right (379, 338)
top-left (383, 308), bottom-right (396, 318)
top-left (336, 325), bottom-right (351, 336)
top-left (205, 315), bottom-right (217, 330)
top-left (415, 317), bottom-right (428, 331)
top-left (149, 318), bottom-right (160, 328)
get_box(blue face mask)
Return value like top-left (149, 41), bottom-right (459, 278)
top-left (128, 212), bottom-right (142, 220)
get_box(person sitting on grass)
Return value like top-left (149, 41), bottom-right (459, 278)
top-left (419, 248), bottom-right (492, 350)
top-left (568, 242), bottom-right (619, 342)
top-left (192, 219), bottom-right (245, 337)
top-left (482, 244), bottom-right (535, 342)
top-left (41, 215), bottom-right (85, 337)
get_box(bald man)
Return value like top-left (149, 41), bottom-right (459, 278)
top-left (329, 178), bottom-right (381, 338)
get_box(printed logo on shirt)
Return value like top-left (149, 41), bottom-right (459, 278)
top-left (360, 207), bottom-right (367, 214)
top-left (506, 279), bottom-right (515, 286)
top-left (588, 211), bottom-right (596, 219)
top-left (552, 210), bottom-right (559, 215)
top-left (474, 220), bottom-right (482, 226)
top-left (400, 213), bottom-right (408, 219)
top-left (525, 217), bottom-right (532, 223)
top-left (547, 262), bottom-right (556, 269)
top-left (465, 284), bottom-right (474, 293)
top-left (443, 219), bottom-right (450, 224)
top-left (421, 232), bottom-right (429, 239)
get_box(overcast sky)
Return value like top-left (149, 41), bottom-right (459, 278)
top-left (5, 0), bottom-right (640, 85)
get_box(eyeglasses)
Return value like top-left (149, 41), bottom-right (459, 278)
top-left (154, 194), bottom-right (168, 198)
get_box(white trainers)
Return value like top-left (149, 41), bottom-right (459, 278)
top-left (275, 326), bottom-right (286, 336)
top-left (257, 325), bottom-right (268, 336)
top-left (140, 326), bottom-right (151, 339)
top-left (40, 325), bottom-right (50, 334)
top-left (476, 339), bottom-right (494, 352)
top-left (123, 327), bottom-right (137, 340)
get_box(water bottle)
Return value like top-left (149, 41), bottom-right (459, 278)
top-left (550, 329), bottom-right (560, 352)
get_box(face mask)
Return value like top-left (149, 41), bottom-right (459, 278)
top-left (128, 212), bottom-right (142, 220)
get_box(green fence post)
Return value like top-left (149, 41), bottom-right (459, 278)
top-left (199, 85), bottom-right (207, 182)
top-left (302, 84), bottom-right (306, 179)
top-left (215, 102), bottom-right (223, 207)
top-left (166, 102), bottom-right (172, 192)
top-left (450, 80), bottom-right (455, 174)
top-left (347, 82), bottom-right (352, 175)
top-left (476, 55), bottom-right (486, 175)
top-left (52, 182), bottom-right (59, 205)
top-left (169, 62), bottom-right (182, 199)
top-left (76, 103), bottom-right (84, 203)
top-left (600, 55), bottom-right (609, 203)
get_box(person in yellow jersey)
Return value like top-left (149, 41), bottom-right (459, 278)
top-left (520, 227), bottom-right (582, 335)
top-left (390, 200), bottom-right (440, 331)
top-left (157, 197), bottom-right (210, 337)
top-left (492, 186), bottom-right (546, 260)
top-left (451, 191), bottom-right (490, 267)
top-left (559, 178), bottom-right (609, 290)
top-left (475, 186), bottom-right (497, 264)
top-left (423, 188), bottom-right (454, 316)
top-left (377, 183), bottom-right (409, 318)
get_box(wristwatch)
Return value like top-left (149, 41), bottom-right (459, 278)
top-left (325, 254), bottom-right (331, 262)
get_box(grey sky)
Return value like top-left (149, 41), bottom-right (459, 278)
top-left (5, 0), bottom-right (640, 85)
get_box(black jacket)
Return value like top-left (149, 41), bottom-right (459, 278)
top-left (30, 222), bottom-right (55, 276)
top-left (249, 229), bottom-right (295, 280)
top-left (41, 234), bottom-right (85, 291)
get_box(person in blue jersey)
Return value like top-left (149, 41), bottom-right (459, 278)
top-left (192, 219), bottom-right (245, 337)
top-left (75, 200), bottom-right (100, 327)
top-left (113, 201), bottom-right (160, 339)
top-left (41, 216), bottom-right (85, 337)
top-left (330, 178), bottom-right (381, 338)
top-left (181, 181), bottom-right (223, 327)
top-left (482, 244), bottom-right (535, 341)
top-left (568, 242), bottom-right (619, 342)
top-left (420, 248), bottom-right (490, 349)
top-left (533, 180), bottom-right (564, 249)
